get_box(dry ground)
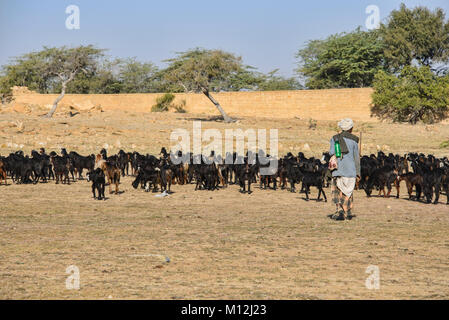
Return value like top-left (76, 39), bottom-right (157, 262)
top-left (0, 109), bottom-right (448, 299)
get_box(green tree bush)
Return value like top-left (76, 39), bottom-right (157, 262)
top-left (257, 69), bottom-right (302, 91)
top-left (371, 66), bottom-right (449, 124)
top-left (0, 76), bottom-right (14, 104)
top-left (151, 93), bottom-right (176, 112)
top-left (440, 140), bottom-right (449, 149)
top-left (296, 28), bottom-right (385, 89)
top-left (118, 58), bottom-right (160, 93)
top-left (380, 4), bottom-right (449, 72)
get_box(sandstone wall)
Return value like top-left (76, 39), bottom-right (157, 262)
top-left (11, 87), bottom-right (376, 121)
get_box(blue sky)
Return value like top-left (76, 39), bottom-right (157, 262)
top-left (1, 0), bottom-right (449, 77)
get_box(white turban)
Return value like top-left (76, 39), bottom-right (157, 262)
top-left (338, 118), bottom-right (354, 131)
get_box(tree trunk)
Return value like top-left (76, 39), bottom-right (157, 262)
top-left (202, 88), bottom-right (234, 123)
top-left (44, 83), bottom-right (66, 118)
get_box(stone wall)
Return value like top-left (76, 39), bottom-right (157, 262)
top-left (11, 87), bottom-right (375, 121)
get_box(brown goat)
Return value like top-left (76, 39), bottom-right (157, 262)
top-left (95, 155), bottom-right (121, 194)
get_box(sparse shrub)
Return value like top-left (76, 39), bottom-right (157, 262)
top-left (308, 118), bottom-right (317, 130)
top-left (0, 77), bottom-right (13, 104)
top-left (152, 93), bottom-right (175, 112)
top-left (151, 94), bottom-right (188, 113)
top-left (173, 99), bottom-right (187, 113)
top-left (440, 140), bottom-right (449, 149)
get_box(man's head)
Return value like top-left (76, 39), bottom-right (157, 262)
top-left (338, 118), bottom-right (354, 132)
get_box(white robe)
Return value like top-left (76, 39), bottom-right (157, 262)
top-left (336, 176), bottom-right (356, 197)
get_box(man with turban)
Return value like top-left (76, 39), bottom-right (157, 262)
top-left (328, 118), bottom-right (360, 221)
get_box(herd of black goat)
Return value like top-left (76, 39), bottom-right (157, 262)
top-left (1, 147), bottom-right (448, 205)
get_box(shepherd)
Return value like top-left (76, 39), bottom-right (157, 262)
top-left (328, 118), bottom-right (360, 221)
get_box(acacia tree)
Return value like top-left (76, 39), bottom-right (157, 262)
top-left (4, 46), bottom-right (105, 117)
top-left (1, 46), bottom-right (105, 117)
top-left (1, 51), bottom-right (51, 94)
top-left (39, 46), bottom-right (104, 117)
top-left (162, 49), bottom-right (256, 123)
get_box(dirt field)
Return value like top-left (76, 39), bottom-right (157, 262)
top-left (1, 109), bottom-right (449, 299)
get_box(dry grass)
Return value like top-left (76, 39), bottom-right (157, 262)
top-left (0, 110), bottom-right (448, 299)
